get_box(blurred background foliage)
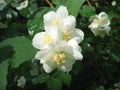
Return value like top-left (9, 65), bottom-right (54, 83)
top-left (0, 0), bottom-right (120, 90)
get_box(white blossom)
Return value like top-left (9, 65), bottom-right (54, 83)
top-left (112, 1), bottom-right (117, 6)
top-left (44, 6), bottom-right (84, 43)
top-left (32, 6), bottom-right (84, 73)
top-left (88, 12), bottom-right (111, 38)
top-left (32, 6), bottom-right (84, 50)
top-left (32, 29), bottom-right (59, 49)
top-left (58, 15), bottom-right (84, 43)
top-left (44, 6), bottom-right (68, 31)
top-left (35, 41), bottom-right (83, 73)
top-left (16, 0), bottom-right (28, 10)
top-left (17, 76), bottom-right (26, 88)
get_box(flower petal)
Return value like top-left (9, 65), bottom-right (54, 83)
top-left (104, 26), bottom-right (111, 34)
top-left (56, 6), bottom-right (68, 19)
top-left (35, 49), bottom-right (55, 63)
top-left (89, 15), bottom-right (98, 22)
top-left (89, 19), bottom-right (100, 29)
top-left (72, 29), bottom-right (84, 43)
top-left (68, 39), bottom-right (83, 60)
top-left (73, 47), bottom-right (83, 60)
top-left (43, 62), bottom-right (56, 73)
top-left (98, 12), bottom-right (108, 18)
top-left (61, 15), bottom-right (76, 30)
top-left (44, 11), bottom-right (56, 22)
top-left (44, 11), bottom-right (57, 30)
top-left (32, 32), bottom-right (46, 49)
top-left (16, 0), bottom-right (28, 10)
top-left (60, 58), bottom-right (75, 72)
top-left (100, 17), bottom-right (110, 27)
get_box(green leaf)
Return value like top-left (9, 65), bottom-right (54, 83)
top-left (5, 0), bottom-right (12, 4)
top-left (47, 78), bottom-right (62, 90)
top-left (27, 8), bottom-right (51, 35)
top-left (32, 74), bottom-right (50, 84)
top-left (0, 45), bottom-right (14, 63)
top-left (58, 71), bottom-right (71, 86)
top-left (95, 85), bottom-right (105, 90)
top-left (52, 0), bottom-right (66, 6)
top-left (109, 12), bottom-right (119, 19)
top-left (65, 0), bottom-right (85, 17)
top-left (0, 36), bottom-right (37, 68)
top-left (0, 22), bottom-right (8, 28)
top-left (0, 60), bottom-right (9, 90)
top-left (79, 5), bottom-right (96, 17)
top-left (110, 53), bottom-right (120, 62)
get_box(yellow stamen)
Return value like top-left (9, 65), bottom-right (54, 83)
top-left (44, 33), bottom-right (54, 44)
top-left (64, 31), bottom-right (72, 41)
top-left (53, 53), bottom-right (66, 64)
top-left (101, 19), bottom-right (108, 25)
top-left (54, 18), bottom-right (59, 26)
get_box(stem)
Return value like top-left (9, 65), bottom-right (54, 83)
top-left (86, 0), bottom-right (92, 6)
top-left (95, 2), bottom-right (99, 8)
top-left (45, 0), bottom-right (54, 8)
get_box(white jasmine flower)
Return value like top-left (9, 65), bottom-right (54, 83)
top-left (32, 23), bottom-right (84, 50)
top-left (16, 0), bottom-right (28, 10)
top-left (112, 1), bottom-right (117, 6)
top-left (32, 5), bottom-right (84, 73)
top-left (32, 29), bottom-right (59, 49)
top-left (17, 76), bottom-right (26, 88)
top-left (33, 6), bottom-right (84, 49)
top-left (88, 12), bottom-right (111, 38)
top-left (43, 5), bottom-right (84, 43)
top-left (35, 41), bottom-right (83, 73)
top-left (59, 15), bottom-right (84, 43)
top-left (44, 6), bottom-right (68, 31)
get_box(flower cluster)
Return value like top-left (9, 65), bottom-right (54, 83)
top-left (88, 12), bottom-right (111, 38)
top-left (32, 6), bottom-right (84, 73)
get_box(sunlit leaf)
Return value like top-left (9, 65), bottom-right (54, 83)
top-left (65, 0), bottom-right (85, 17)
top-left (79, 5), bottom-right (96, 17)
top-left (0, 36), bottom-right (37, 68)
top-left (52, 0), bottom-right (66, 5)
top-left (0, 60), bottom-right (9, 90)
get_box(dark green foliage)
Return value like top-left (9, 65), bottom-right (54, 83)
top-left (0, 0), bottom-right (120, 90)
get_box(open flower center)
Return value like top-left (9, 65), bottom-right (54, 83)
top-left (100, 19), bottom-right (108, 26)
top-left (44, 33), bottom-right (54, 44)
top-left (54, 18), bottom-right (60, 26)
top-left (53, 53), bottom-right (66, 64)
top-left (64, 31), bottom-right (72, 41)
